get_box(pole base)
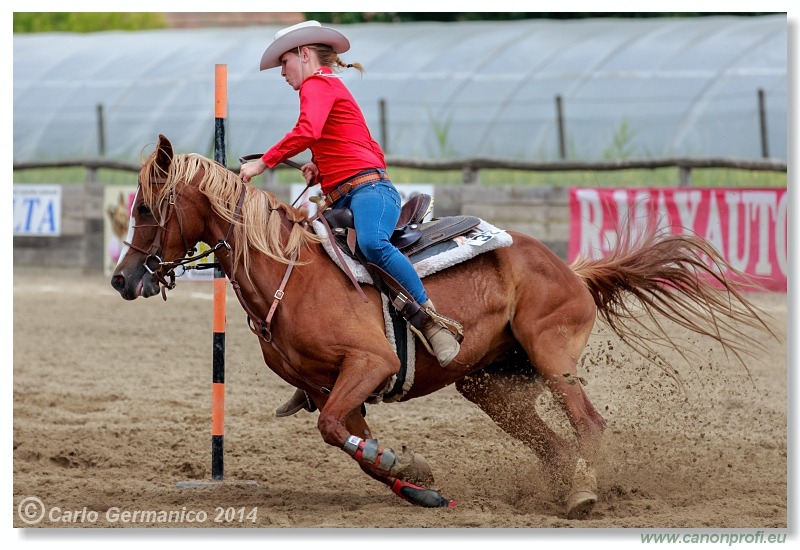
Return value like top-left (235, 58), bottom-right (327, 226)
top-left (176, 480), bottom-right (260, 489)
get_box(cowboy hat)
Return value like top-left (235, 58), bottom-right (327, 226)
top-left (260, 20), bottom-right (350, 71)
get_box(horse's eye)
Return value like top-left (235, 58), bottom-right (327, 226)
top-left (137, 204), bottom-right (151, 216)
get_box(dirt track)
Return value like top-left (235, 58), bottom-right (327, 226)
top-left (12, 266), bottom-right (787, 530)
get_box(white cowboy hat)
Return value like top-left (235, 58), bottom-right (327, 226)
top-left (260, 20), bottom-right (350, 71)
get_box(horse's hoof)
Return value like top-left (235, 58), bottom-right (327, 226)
top-left (565, 490), bottom-right (597, 519)
top-left (389, 446), bottom-right (435, 487)
top-left (390, 479), bottom-right (456, 508)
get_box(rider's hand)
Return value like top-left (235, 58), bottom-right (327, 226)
top-left (240, 159), bottom-right (267, 183)
top-left (301, 162), bottom-right (319, 185)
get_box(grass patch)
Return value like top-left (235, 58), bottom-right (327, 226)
top-left (276, 166), bottom-right (787, 188)
top-left (13, 167), bottom-right (139, 185)
top-left (14, 165), bottom-right (786, 189)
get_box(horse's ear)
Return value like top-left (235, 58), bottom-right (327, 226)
top-left (155, 134), bottom-right (174, 173)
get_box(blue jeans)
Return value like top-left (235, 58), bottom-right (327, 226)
top-left (334, 174), bottom-right (428, 305)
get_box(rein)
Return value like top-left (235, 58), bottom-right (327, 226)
top-left (240, 154), bottom-right (311, 209)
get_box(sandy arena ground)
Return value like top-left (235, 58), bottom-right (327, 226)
top-left (12, 265), bottom-right (788, 534)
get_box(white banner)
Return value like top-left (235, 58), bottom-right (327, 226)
top-left (13, 184), bottom-right (62, 236)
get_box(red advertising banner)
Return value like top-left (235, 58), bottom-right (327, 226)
top-left (568, 188), bottom-right (787, 292)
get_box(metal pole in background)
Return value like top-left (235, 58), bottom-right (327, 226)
top-left (555, 95), bottom-right (567, 160)
top-left (379, 98), bottom-right (388, 154)
top-left (758, 88), bottom-right (769, 159)
top-left (96, 103), bottom-right (106, 157)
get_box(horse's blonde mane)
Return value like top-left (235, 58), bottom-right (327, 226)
top-left (140, 150), bottom-right (320, 278)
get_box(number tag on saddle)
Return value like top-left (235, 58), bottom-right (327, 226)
top-left (465, 228), bottom-right (506, 246)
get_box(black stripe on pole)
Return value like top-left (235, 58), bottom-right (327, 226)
top-left (215, 118), bottom-right (226, 166)
top-left (211, 434), bottom-right (224, 480)
top-left (211, 325), bottom-right (225, 481)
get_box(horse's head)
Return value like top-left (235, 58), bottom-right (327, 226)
top-left (110, 134), bottom-right (205, 300)
top-left (112, 134), bottom-right (319, 300)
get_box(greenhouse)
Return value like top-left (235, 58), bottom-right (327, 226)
top-left (13, 14), bottom-right (787, 164)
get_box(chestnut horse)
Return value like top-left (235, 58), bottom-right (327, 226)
top-left (111, 135), bottom-right (773, 518)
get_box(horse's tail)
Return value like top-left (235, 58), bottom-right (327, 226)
top-left (570, 223), bottom-right (777, 370)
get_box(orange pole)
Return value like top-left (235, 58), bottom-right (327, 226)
top-left (215, 64), bottom-right (227, 119)
top-left (211, 64), bottom-right (227, 480)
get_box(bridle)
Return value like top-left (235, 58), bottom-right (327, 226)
top-left (124, 180), bottom-right (246, 300)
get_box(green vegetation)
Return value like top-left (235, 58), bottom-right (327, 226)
top-left (13, 165), bottom-right (785, 189)
top-left (383, 167), bottom-right (787, 188)
top-left (13, 12), bottom-right (166, 33)
top-left (13, 11), bottom-right (779, 34)
top-left (13, 168), bottom-right (139, 185)
top-left (307, 13), bottom-right (778, 24)
top-left (602, 120), bottom-right (639, 160)
top-left (428, 112), bottom-right (455, 158)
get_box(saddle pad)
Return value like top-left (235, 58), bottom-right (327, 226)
top-left (312, 218), bottom-right (513, 285)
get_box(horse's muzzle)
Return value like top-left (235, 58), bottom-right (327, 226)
top-left (111, 269), bottom-right (160, 300)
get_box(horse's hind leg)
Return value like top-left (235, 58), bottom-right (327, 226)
top-left (455, 369), bottom-right (575, 497)
top-left (512, 298), bottom-right (606, 519)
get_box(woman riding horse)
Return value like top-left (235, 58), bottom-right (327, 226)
top-left (239, 21), bottom-right (462, 418)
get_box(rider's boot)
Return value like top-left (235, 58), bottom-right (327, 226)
top-left (275, 388), bottom-right (315, 418)
top-left (418, 300), bottom-right (461, 367)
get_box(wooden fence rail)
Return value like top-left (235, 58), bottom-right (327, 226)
top-left (14, 156), bottom-right (787, 187)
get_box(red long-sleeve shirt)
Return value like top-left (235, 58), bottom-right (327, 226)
top-left (261, 66), bottom-right (386, 194)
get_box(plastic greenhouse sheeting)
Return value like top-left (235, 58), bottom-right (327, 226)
top-left (13, 15), bottom-right (787, 164)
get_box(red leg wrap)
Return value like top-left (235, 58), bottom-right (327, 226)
top-left (343, 437), bottom-right (455, 508)
top-left (344, 437), bottom-right (396, 475)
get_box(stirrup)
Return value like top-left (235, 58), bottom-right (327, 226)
top-left (275, 389), bottom-right (315, 418)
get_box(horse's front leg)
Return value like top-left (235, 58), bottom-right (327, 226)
top-left (314, 356), bottom-right (454, 508)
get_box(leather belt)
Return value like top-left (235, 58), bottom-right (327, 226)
top-left (322, 170), bottom-right (388, 208)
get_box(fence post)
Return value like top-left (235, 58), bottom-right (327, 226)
top-left (263, 168), bottom-right (275, 187)
top-left (462, 164), bottom-right (479, 185)
top-left (678, 165), bottom-right (692, 187)
top-left (555, 95), bottom-right (567, 160)
top-left (96, 103), bottom-right (106, 157)
top-left (758, 88), bottom-right (769, 159)
top-left (379, 98), bottom-right (388, 155)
